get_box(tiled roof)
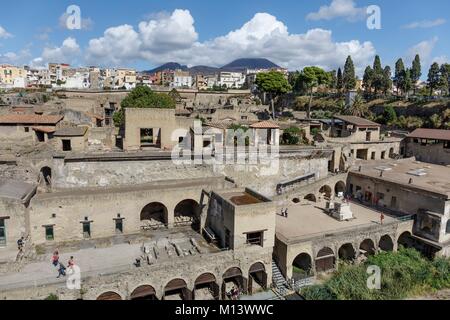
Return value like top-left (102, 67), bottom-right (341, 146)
top-left (250, 121), bottom-right (280, 129)
top-left (334, 116), bottom-right (380, 127)
top-left (54, 127), bottom-right (88, 137)
top-left (32, 126), bottom-right (56, 133)
top-left (408, 128), bottom-right (450, 141)
top-left (0, 114), bottom-right (63, 125)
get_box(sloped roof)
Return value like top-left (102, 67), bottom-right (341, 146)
top-left (250, 121), bottom-right (280, 129)
top-left (0, 114), bottom-right (63, 125)
top-left (334, 116), bottom-right (380, 127)
top-left (0, 179), bottom-right (37, 203)
top-left (407, 128), bottom-right (450, 141)
top-left (54, 127), bottom-right (88, 137)
top-left (32, 126), bottom-right (56, 133)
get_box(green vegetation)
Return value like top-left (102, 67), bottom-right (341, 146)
top-left (301, 248), bottom-right (450, 300)
top-left (294, 66), bottom-right (331, 119)
top-left (255, 71), bottom-right (291, 119)
top-left (44, 293), bottom-right (59, 300)
top-left (113, 86), bottom-right (176, 127)
top-left (281, 127), bottom-right (302, 145)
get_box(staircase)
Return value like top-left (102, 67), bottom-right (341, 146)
top-left (271, 259), bottom-right (290, 297)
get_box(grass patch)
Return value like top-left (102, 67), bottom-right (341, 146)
top-left (301, 248), bottom-right (450, 300)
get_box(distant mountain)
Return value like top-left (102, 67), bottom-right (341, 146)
top-left (145, 62), bottom-right (188, 73)
top-left (221, 58), bottom-right (280, 71)
top-left (144, 58), bottom-right (281, 75)
top-left (188, 65), bottom-right (220, 75)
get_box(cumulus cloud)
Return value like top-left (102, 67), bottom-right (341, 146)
top-left (31, 37), bottom-right (81, 68)
top-left (402, 18), bottom-right (446, 29)
top-left (0, 49), bottom-right (31, 65)
top-left (0, 25), bottom-right (13, 39)
top-left (306, 0), bottom-right (366, 22)
top-left (86, 10), bottom-right (376, 74)
top-left (407, 37), bottom-right (438, 65)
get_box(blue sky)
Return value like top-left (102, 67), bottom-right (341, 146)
top-left (0, 0), bottom-right (448, 76)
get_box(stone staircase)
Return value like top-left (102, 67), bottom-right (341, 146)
top-left (271, 259), bottom-right (290, 298)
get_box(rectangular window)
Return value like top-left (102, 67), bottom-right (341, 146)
top-left (0, 219), bottom-right (6, 246)
top-left (45, 226), bottom-right (54, 241)
top-left (246, 231), bottom-right (264, 247)
top-left (115, 219), bottom-right (123, 233)
top-left (62, 139), bottom-right (72, 151)
top-left (24, 127), bottom-right (30, 133)
top-left (82, 222), bottom-right (91, 239)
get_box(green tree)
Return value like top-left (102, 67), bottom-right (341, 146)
top-left (255, 71), bottom-right (292, 119)
top-left (382, 66), bottom-right (393, 95)
top-left (114, 86), bottom-right (176, 127)
top-left (282, 127), bottom-right (302, 145)
top-left (429, 114), bottom-right (443, 128)
top-left (121, 86), bottom-right (176, 109)
top-left (427, 62), bottom-right (441, 96)
top-left (439, 64), bottom-right (450, 96)
top-left (362, 66), bottom-right (374, 95)
top-left (372, 55), bottom-right (384, 94)
top-left (336, 67), bottom-right (344, 93)
top-left (394, 58), bottom-right (405, 96)
top-left (347, 94), bottom-right (369, 117)
top-left (403, 69), bottom-right (413, 99)
top-left (297, 66), bottom-right (331, 119)
top-left (168, 88), bottom-right (182, 103)
top-left (411, 54), bottom-right (422, 95)
top-left (383, 105), bottom-right (397, 125)
top-left (328, 70), bottom-right (337, 91)
top-left (343, 56), bottom-right (356, 91)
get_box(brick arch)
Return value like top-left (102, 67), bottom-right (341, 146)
top-left (96, 290), bottom-right (124, 300)
top-left (129, 284), bottom-right (158, 300)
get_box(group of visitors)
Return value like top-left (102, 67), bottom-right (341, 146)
top-left (51, 250), bottom-right (75, 278)
top-left (280, 208), bottom-right (289, 218)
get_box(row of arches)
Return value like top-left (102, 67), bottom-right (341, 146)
top-left (293, 181), bottom-right (347, 204)
top-left (140, 199), bottom-right (201, 229)
top-left (291, 232), bottom-right (412, 277)
top-left (97, 262), bottom-right (267, 300)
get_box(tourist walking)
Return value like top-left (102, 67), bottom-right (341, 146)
top-left (57, 262), bottom-right (66, 278)
top-left (68, 256), bottom-right (75, 269)
top-left (380, 213), bottom-right (385, 225)
top-left (51, 250), bottom-right (59, 267)
top-left (17, 237), bottom-right (24, 251)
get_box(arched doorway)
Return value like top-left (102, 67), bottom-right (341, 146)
top-left (174, 199), bottom-right (200, 229)
top-left (130, 285), bottom-right (157, 300)
top-left (334, 181), bottom-right (346, 197)
top-left (292, 253), bottom-right (312, 279)
top-left (194, 273), bottom-right (219, 300)
top-left (40, 167), bottom-right (52, 186)
top-left (164, 279), bottom-right (191, 300)
top-left (379, 235), bottom-right (394, 252)
top-left (319, 185), bottom-right (332, 199)
top-left (97, 291), bottom-right (122, 300)
top-left (338, 243), bottom-right (356, 262)
top-left (140, 202), bottom-right (168, 229)
top-left (222, 267), bottom-right (246, 300)
top-left (315, 247), bottom-right (335, 273)
top-left (359, 239), bottom-right (376, 257)
top-left (248, 262), bottom-right (267, 295)
top-left (304, 194), bottom-right (317, 203)
top-left (397, 232), bottom-right (414, 249)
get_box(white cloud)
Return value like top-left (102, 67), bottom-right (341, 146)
top-left (86, 10), bottom-right (376, 74)
top-left (306, 0), bottom-right (366, 22)
top-left (402, 18), bottom-right (446, 29)
top-left (31, 37), bottom-right (81, 67)
top-left (0, 49), bottom-right (31, 65)
top-left (432, 55), bottom-right (449, 65)
top-left (407, 37), bottom-right (438, 65)
top-left (0, 25), bottom-right (13, 39)
top-left (59, 12), bottom-right (94, 31)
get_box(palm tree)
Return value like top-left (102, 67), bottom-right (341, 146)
top-left (347, 94), bottom-right (369, 117)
